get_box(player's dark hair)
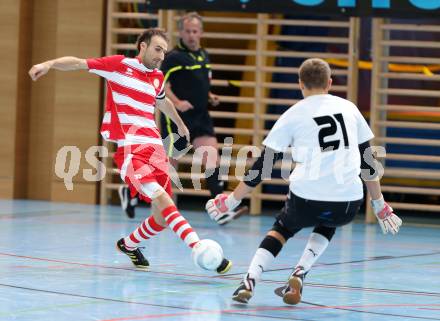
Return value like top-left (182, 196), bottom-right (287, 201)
top-left (299, 58), bottom-right (331, 90)
top-left (136, 28), bottom-right (169, 52)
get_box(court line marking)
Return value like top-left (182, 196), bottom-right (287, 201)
top-left (301, 301), bottom-right (440, 321)
top-left (0, 210), bottom-right (82, 220)
top-left (225, 250), bottom-right (440, 275)
top-left (299, 282), bottom-right (440, 298)
top-left (0, 283), bottom-right (314, 321)
top-left (0, 252), bottom-right (213, 279)
top-left (0, 281), bottom-right (234, 318)
top-left (1, 283), bottom-right (439, 321)
top-left (1, 251), bottom-right (439, 298)
top-left (100, 311), bottom-right (233, 321)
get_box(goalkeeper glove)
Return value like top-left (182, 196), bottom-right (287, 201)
top-left (371, 196), bottom-right (402, 235)
top-left (206, 193), bottom-right (241, 225)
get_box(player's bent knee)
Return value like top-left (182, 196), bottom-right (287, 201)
top-left (140, 182), bottom-right (165, 200)
top-left (271, 220), bottom-right (298, 242)
top-left (260, 235), bottom-right (284, 257)
top-left (313, 226), bottom-right (336, 241)
top-left (267, 231), bottom-right (287, 244)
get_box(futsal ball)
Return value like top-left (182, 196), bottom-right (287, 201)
top-left (191, 239), bottom-right (223, 271)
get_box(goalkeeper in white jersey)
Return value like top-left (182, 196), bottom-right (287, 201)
top-left (205, 58), bottom-right (402, 305)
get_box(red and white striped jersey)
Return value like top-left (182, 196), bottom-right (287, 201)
top-left (87, 55), bottom-right (165, 146)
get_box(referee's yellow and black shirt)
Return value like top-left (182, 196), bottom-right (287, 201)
top-left (161, 40), bottom-right (211, 113)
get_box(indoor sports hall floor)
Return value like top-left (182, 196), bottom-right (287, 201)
top-left (0, 200), bottom-right (439, 321)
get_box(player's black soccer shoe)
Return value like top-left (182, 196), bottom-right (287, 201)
top-left (116, 238), bottom-right (149, 270)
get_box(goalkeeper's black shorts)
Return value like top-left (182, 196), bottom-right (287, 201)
top-left (272, 192), bottom-right (363, 236)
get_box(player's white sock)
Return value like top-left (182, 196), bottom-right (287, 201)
top-left (247, 248), bottom-right (275, 281)
top-left (162, 205), bottom-right (200, 248)
top-left (124, 215), bottom-right (165, 249)
top-left (296, 232), bottom-right (329, 272)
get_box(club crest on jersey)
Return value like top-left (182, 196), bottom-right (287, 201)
top-left (153, 78), bottom-right (160, 89)
top-left (125, 67), bottom-right (133, 75)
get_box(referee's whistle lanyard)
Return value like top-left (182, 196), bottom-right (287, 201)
top-left (177, 39), bottom-right (206, 62)
top-left (176, 39), bottom-right (212, 86)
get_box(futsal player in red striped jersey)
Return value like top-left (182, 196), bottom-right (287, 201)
top-left (29, 28), bottom-right (231, 274)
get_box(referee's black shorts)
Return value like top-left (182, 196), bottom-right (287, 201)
top-left (272, 191), bottom-right (363, 237)
top-left (160, 109), bottom-right (215, 157)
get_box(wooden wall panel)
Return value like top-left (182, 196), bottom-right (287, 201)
top-left (0, 1), bottom-right (21, 198)
top-left (51, 181), bottom-right (97, 204)
top-left (26, 0), bottom-right (104, 203)
top-left (14, 0), bottom-right (33, 198)
top-left (0, 0), bottom-right (33, 199)
top-left (27, 0), bottom-right (57, 200)
top-left (50, 0), bottom-right (104, 203)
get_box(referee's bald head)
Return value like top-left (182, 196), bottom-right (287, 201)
top-left (299, 58), bottom-right (331, 90)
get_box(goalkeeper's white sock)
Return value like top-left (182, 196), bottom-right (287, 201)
top-left (296, 232), bottom-right (329, 272)
top-left (247, 248), bottom-right (275, 281)
top-left (247, 235), bottom-right (283, 281)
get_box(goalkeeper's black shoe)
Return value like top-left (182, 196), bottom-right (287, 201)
top-left (116, 238), bottom-right (149, 270)
top-left (216, 258), bottom-right (232, 274)
top-left (283, 266), bottom-right (306, 305)
top-left (118, 186), bottom-right (138, 219)
top-left (232, 274), bottom-right (255, 303)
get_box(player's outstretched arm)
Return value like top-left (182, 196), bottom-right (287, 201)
top-left (360, 141), bottom-right (402, 234)
top-left (29, 56), bottom-right (88, 81)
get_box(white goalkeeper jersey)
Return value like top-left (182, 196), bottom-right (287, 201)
top-left (262, 94), bottom-right (374, 202)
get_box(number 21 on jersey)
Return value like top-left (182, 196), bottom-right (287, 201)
top-left (313, 113), bottom-right (349, 152)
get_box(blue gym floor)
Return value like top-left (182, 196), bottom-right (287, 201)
top-left (0, 200), bottom-right (439, 321)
